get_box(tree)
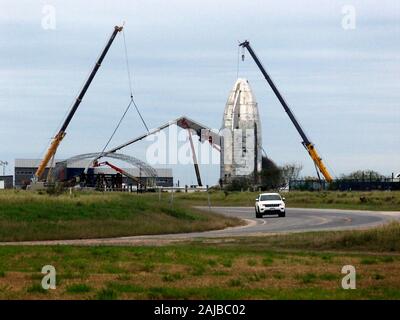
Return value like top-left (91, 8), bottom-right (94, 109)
top-left (281, 163), bottom-right (303, 184)
top-left (224, 177), bottom-right (252, 191)
top-left (341, 170), bottom-right (382, 181)
top-left (303, 176), bottom-right (320, 181)
top-left (258, 157), bottom-right (283, 190)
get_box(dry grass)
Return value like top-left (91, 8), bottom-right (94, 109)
top-left (223, 221), bottom-right (400, 252)
top-left (0, 242), bottom-right (399, 299)
top-left (0, 222), bottom-right (399, 299)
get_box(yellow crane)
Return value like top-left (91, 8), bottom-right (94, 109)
top-left (239, 40), bottom-right (333, 182)
top-left (34, 25), bottom-right (123, 181)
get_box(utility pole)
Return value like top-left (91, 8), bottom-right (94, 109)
top-left (0, 161), bottom-right (8, 176)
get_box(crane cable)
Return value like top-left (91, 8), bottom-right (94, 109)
top-left (97, 27), bottom-right (150, 159)
top-left (122, 28), bottom-right (149, 133)
top-left (236, 45), bottom-right (240, 79)
top-left (98, 98), bottom-right (134, 156)
top-left (122, 28), bottom-right (134, 98)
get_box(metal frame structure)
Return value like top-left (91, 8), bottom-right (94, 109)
top-left (103, 116), bottom-right (222, 186)
top-left (105, 116), bottom-right (221, 154)
top-left (51, 152), bottom-right (158, 186)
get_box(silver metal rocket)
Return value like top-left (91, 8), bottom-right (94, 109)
top-left (220, 78), bottom-right (262, 183)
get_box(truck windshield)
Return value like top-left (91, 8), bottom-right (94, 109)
top-left (260, 194), bottom-right (281, 201)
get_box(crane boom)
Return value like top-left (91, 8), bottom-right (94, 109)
top-left (34, 25), bottom-right (123, 180)
top-left (239, 40), bottom-right (333, 182)
top-left (94, 161), bottom-right (139, 183)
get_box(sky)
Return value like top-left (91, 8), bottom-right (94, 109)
top-left (0, 0), bottom-right (399, 185)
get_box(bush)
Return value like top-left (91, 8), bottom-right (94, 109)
top-left (46, 183), bottom-right (66, 196)
top-left (224, 177), bottom-right (252, 192)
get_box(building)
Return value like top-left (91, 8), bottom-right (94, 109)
top-left (220, 78), bottom-right (262, 183)
top-left (0, 175), bottom-right (13, 189)
top-left (14, 159), bottom-right (173, 188)
top-left (92, 167), bottom-right (173, 187)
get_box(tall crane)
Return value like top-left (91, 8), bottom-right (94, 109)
top-left (239, 40), bottom-right (333, 182)
top-left (34, 25), bottom-right (123, 181)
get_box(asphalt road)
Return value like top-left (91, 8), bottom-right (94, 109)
top-left (203, 207), bottom-right (400, 235)
top-left (1, 207), bottom-right (399, 246)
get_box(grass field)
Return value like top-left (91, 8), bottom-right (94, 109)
top-left (0, 189), bottom-right (399, 242)
top-left (0, 222), bottom-right (399, 299)
top-left (174, 190), bottom-right (400, 211)
top-left (0, 190), bottom-right (241, 241)
top-left (0, 190), bottom-right (399, 299)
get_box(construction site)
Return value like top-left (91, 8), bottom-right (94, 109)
top-left (0, 23), bottom-right (398, 193)
top-left (0, 1), bottom-right (399, 305)
top-left (5, 25), bottom-right (344, 192)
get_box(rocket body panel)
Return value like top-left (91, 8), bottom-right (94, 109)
top-left (220, 78), bottom-right (262, 183)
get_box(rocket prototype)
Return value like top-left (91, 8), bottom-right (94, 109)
top-left (220, 78), bottom-right (262, 183)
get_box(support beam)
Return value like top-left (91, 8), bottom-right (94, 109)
top-left (187, 128), bottom-right (202, 186)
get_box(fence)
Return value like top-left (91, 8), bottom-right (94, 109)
top-left (289, 178), bottom-right (400, 191)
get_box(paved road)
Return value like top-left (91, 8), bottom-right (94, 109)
top-left (205, 207), bottom-right (400, 235)
top-left (1, 207), bottom-right (399, 246)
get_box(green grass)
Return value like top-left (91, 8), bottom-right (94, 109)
top-left (296, 272), bottom-right (317, 284)
top-left (26, 284), bottom-right (48, 294)
top-left (173, 190), bottom-right (400, 211)
top-left (0, 190), bottom-right (241, 241)
top-left (262, 257), bottom-right (274, 266)
top-left (96, 288), bottom-right (118, 300)
top-left (0, 222), bottom-right (399, 300)
top-left (0, 189), bottom-right (399, 299)
top-left (360, 258), bottom-right (378, 265)
top-left (226, 221), bottom-right (400, 252)
top-left (161, 272), bottom-right (184, 282)
top-left (66, 284), bottom-right (92, 294)
top-left (0, 189), bottom-right (398, 242)
top-left (246, 272), bottom-right (266, 282)
top-left (319, 273), bottom-right (337, 281)
top-left (227, 278), bottom-right (243, 287)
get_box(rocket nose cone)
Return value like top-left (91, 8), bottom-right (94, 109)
top-left (222, 77), bottom-right (261, 130)
top-left (233, 78), bottom-right (249, 90)
top-left (228, 77), bottom-right (257, 106)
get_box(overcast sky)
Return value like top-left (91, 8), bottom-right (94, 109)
top-left (0, 0), bottom-right (399, 185)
